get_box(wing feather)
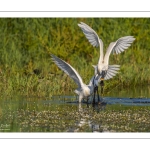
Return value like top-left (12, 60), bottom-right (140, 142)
top-left (112, 36), bottom-right (135, 54)
top-left (104, 36), bottom-right (135, 61)
top-left (51, 54), bottom-right (84, 88)
top-left (78, 22), bottom-right (100, 47)
top-left (78, 22), bottom-right (104, 62)
top-left (104, 65), bottom-right (120, 80)
top-left (105, 73), bottom-right (112, 80)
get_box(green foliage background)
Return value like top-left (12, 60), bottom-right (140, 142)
top-left (0, 18), bottom-right (149, 97)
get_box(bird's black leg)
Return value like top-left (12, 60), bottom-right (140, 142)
top-left (92, 86), bottom-right (97, 105)
top-left (96, 86), bottom-right (100, 104)
top-left (100, 80), bottom-right (104, 101)
top-left (86, 97), bottom-right (89, 108)
top-left (87, 97), bottom-right (89, 104)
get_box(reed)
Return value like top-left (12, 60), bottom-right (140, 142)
top-left (0, 18), bottom-right (149, 97)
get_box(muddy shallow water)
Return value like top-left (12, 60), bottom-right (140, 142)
top-left (0, 85), bottom-right (150, 132)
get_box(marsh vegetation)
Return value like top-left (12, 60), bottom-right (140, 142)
top-left (0, 18), bottom-right (150, 97)
top-left (0, 18), bottom-right (150, 132)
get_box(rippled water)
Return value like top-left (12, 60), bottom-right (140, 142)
top-left (0, 85), bottom-right (150, 132)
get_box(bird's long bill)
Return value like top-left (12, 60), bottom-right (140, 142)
top-left (100, 70), bottom-right (107, 81)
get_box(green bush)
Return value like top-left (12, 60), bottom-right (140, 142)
top-left (0, 18), bottom-right (149, 96)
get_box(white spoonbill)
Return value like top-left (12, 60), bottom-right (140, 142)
top-left (78, 22), bottom-right (135, 80)
top-left (51, 54), bottom-right (100, 103)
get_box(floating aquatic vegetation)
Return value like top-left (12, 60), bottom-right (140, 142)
top-left (1, 98), bottom-right (150, 132)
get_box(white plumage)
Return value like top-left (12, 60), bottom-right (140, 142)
top-left (78, 22), bottom-right (135, 80)
top-left (51, 54), bottom-right (100, 103)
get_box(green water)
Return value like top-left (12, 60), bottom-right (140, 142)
top-left (105, 85), bottom-right (150, 98)
top-left (0, 85), bottom-right (150, 132)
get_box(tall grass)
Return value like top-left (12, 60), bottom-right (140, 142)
top-left (0, 18), bottom-right (149, 97)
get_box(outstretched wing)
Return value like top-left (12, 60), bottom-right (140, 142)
top-left (78, 22), bottom-right (104, 63)
top-left (51, 54), bottom-right (84, 88)
top-left (104, 36), bottom-right (135, 62)
top-left (78, 22), bottom-right (101, 47)
top-left (112, 36), bottom-right (135, 54)
top-left (104, 65), bottom-right (120, 80)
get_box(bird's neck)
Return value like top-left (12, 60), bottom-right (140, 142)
top-left (99, 38), bottom-right (104, 61)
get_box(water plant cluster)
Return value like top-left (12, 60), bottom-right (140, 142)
top-left (1, 100), bottom-right (150, 132)
top-left (0, 18), bottom-right (150, 97)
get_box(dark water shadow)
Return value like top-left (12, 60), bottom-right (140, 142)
top-left (52, 95), bottom-right (150, 106)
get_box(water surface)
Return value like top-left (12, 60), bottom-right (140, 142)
top-left (0, 85), bottom-right (150, 132)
